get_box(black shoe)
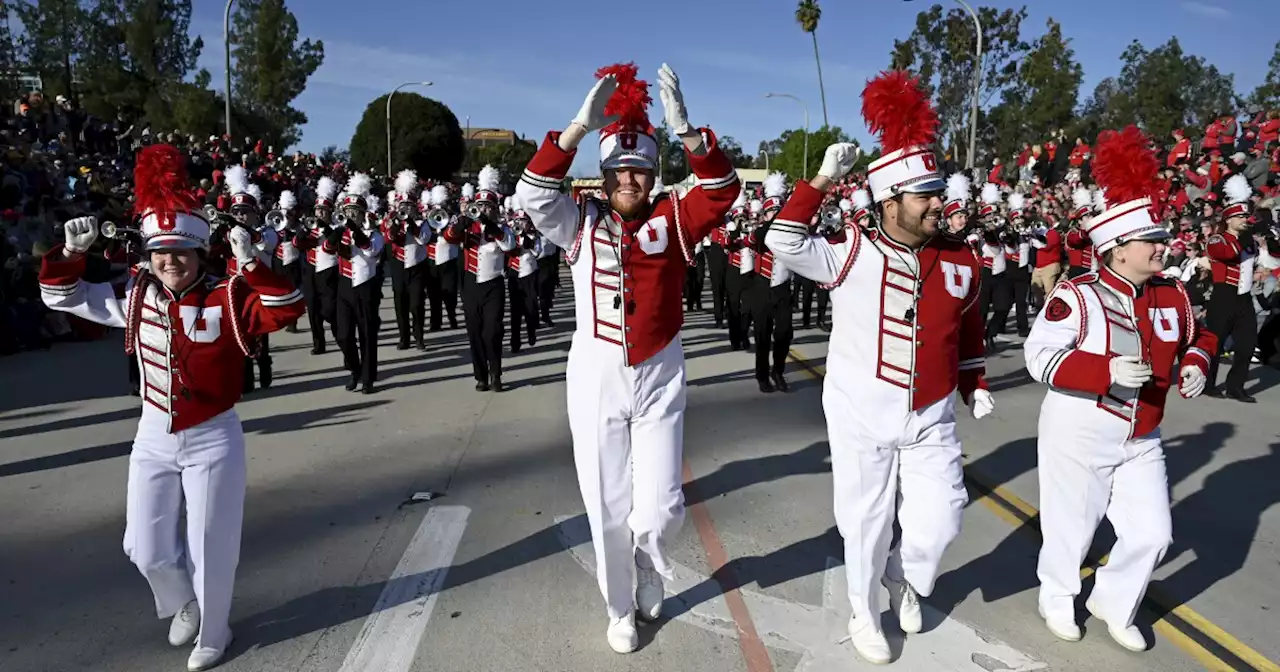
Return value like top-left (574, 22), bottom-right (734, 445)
top-left (429, 326), bottom-right (442, 333)
top-left (758, 378), bottom-right (775, 394)
top-left (449, 321), bottom-right (459, 330)
top-left (129, 385), bottom-right (140, 397)
top-left (772, 372), bottom-right (789, 393)
top-left (715, 320), bottom-right (724, 329)
top-left (802, 320), bottom-right (811, 329)
top-left (819, 321), bottom-right (831, 332)
top-left (511, 344), bottom-right (521, 354)
top-left (543, 318), bottom-right (555, 328)
top-left (1205, 387), bottom-right (1225, 398)
top-left (259, 365), bottom-right (272, 389)
top-left (1226, 390), bottom-right (1257, 403)
top-left (286, 324), bottom-right (300, 334)
top-left (242, 380), bottom-right (255, 394)
top-left (361, 383), bottom-right (375, 395)
top-left (417, 343), bottom-right (428, 352)
top-left (396, 342), bottom-right (410, 351)
top-left (1017, 330), bottom-right (1030, 338)
top-left (311, 346), bottom-right (325, 356)
top-left (986, 336), bottom-right (997, 354)
top-left (491, 375), bottom-right (504, 392)
top-left (476, 380), bottom-right (490, 392)
top-left (345, 376), bottom-right (358, 392)
top-left (529, 334), bottom-right (537, 347)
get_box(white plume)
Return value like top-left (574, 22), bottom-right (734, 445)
top-left (247, 183), bottom-right (261, 204)
top-left (1092, 188), bottom-right (1107, 212)
top-left (749, 199), bottom-right (763, 215)
top-left (461, 183), bottom-right (475, 199)
top-left (278, 190), bottom-right (296, 211)
top-left (477, 164), bottom-right (500, 192)
top-left (1224, 174), bottom-right (1252, 204)
top-left (316, 176), bottom-right (338, 202)
top-left (980, 182), bottom-right (1001, 206)
top-left (395, 169), bottom-right (418, 197)
top-left (366, 193), bottom-right (381, 212)
top-left (731, 189), bottom-right (747, 209)
top-left (763, 172), bottom-right (787, 198)
top-left (225, 164), bottom-right (250, 196)
top-left (386, 190), bottom-right (396, 204)
top-left (1008, 193), bottom-right (1025, 212)
top-left (430, 184), bottom-right (449, 207)
top-left (852, 189), bottom-right (871, 210)
top-left (345, 172), bottom-right (373, 198)
top-left (946, 173), bottom-right (971, 203)
top-left (838, 198), bottom-right (853, 212)
top-left (1072, 187), bottom-right (1092, 210)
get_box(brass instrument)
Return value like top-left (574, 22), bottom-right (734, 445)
top-left (203, 204), bottom-right (219, 220)
top-left (426, 207), bottom-right (451, 227)
top-left (465, 203), bottom-right (484, 220)
top-left (265, 209), bottom-right (287, 231)
top-left (334, 212), bottom-right (353, 229)
top-left (100, 221), bottom-right (141, 239)
top-left (820, 204), bottom-right (843, 227)
top-left (730, 212), bottom-right (750, 229)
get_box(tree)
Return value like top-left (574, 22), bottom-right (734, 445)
top-left (794, 0), bottom-right (829, 128)
top-left (349, 92), bottom-right (465, 180)
top-left (985, 18), bottom-right (1082, 160)
top-left (762, 126), bottom-right (852, 181)
top-left (13, 0), bottom-right (87, 101)
top-left (318, 145), bottom-right (351, 166)
top-left (1248, 40), bottom-right (1280, 110)
top-left (890, 4), bottom-right (1030, 166)
top-left (653, 122), bottom-right (689, 184)
top-left (0, 3), bottom-right (19, 104)
top-left (468, 140), bottom-right (537, 186)
top-left (230, 0), bottom-right (324, 148)
top-left (1107, 38), bottom-right (1236, 140)
top-left (718, 135), bottom-right (755, 169)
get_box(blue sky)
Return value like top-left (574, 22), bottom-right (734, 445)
top-left (191, 0), bottom-right (1276, 177)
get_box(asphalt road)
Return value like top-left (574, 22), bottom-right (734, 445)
top-left (2, 282), bottom-right (1277, 672)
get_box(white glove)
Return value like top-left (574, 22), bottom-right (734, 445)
top-left (63, 216), bottom-right (98, 254)
top-left (570, 75), bottom-right (619, 133)
top-left (1179, 365), bottom-right (1207, 398)
top-left (967, 388), bottom-right (995, 419)
top-left (817, 143), bottom-right (861, 181)
top-left (726, 220), bottom-right (738, 232)
top-left (228, 227), bottom-right (256, 266)
top-left (1109, 355), bottom-right (1152, 388)
top-left (657, 63), bottom-right (690, 135)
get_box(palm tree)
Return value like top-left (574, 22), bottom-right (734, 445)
top-left (795, 0), bottom-right (829, 128)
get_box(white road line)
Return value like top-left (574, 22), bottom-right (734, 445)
top-left (337, 505), bottom-right (470, 672)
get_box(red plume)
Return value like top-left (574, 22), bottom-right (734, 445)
top-left (861, 70), bottom-right (938, 153)
top-left (1092, 125), bottom-right (1163, 205)
top-left (132, 144), bottom-right (199, 218)
top-left (594, 62), bottom-right (653, 135)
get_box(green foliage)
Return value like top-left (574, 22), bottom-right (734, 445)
top-left (13, 0), bottom-right (88, 100)
top-left (755, 126), bottom-right (851, 181)
top-left (1247, 40), bottom-right (1280, 110)
top-left (468, 140), bottom-right (536, 183)
top-left (985, 18), bottom-right (1082, 160)
top-left (718, 135), bottom-right (755, 169)
top-left (318, 145), bottom-right (350, 166)
top-left (348, 92), bottom-right (465, 180)
top-left (230, 0), bottom-right (324, 149)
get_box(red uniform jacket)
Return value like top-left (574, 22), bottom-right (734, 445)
top-left (1065, 227), bottom-right (1095, 269)
top-left (1036, 228), bottom-right (1063, 268)
top-left (1205, 231), bottom-right (1254, 287)
top-left (1069, 144), bottom-right (1090, 168)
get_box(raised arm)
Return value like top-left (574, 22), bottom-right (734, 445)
top-left (39, 218), bottom-right (127, 328)
top-left (516, 131), bottom-right (581, 251)
top-left (764, 143), bottom-right (862, 286)
top-left (231, 261), bottom-right (306, 337)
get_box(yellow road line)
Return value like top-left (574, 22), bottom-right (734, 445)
top-left (787, 348), bottom-right (1279, 672)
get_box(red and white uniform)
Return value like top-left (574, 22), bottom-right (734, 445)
top-left (1065, 227), bottom-right (1097, 270)
top-left (383, 217), bottom-right (431, 268)
top-left (38, 247), bottom-right (304, 652)
top-left (224, 227), bottom-right (278, 275)
top-left (1024, 267), bottom-right (1216, 629)
top-left (515, 128), bottom-right (739, 618)
top-left (765, 180), bottom-right (987, 628)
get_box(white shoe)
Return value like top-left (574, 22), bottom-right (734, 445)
top-left (187, 642), bottom-right (228, 671)
top-left (606, 613), bottom-right (639, 654)
top-left (1086, 598), bottom-right (1146, 652)
top-left (883, 578), bottom-right (922, 634)
top-left (168, 600), bottom-right (200, 646)
top-left (1038, 606), bottom-right (1081, 642)
top-left (636, 562), bottom-right (665, 622)
top-left (847, 616), bottom-right (891, 665)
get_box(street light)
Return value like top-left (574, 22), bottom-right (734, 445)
top-left (905, 0), bottom-right (982, 170)
top-left (387, 81), bottom-right (433, 176)
top-left (223, 0), bottom-right (236, 139)
top-left (758, 149), bottom-right (770, 172)
top-left (764, 92), bottom-right (809, 178)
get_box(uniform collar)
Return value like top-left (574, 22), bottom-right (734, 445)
top-left (1098, 265), bottom-right (1140, 298)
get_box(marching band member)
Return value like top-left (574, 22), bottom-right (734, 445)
top-left (506, 204), bottom-right (541, 353)
top-left (724, 197), bottom-right (758, 350)
top-left (325, 173), bottom-right (385, 394)
top-left (1030, 193), bottom-right (1065, 299)
top-left (707, 192), bottom-right (744, 328)
top-left (1024, 126), bottom-right (1217, 650)
top-left (515, 62), bottom-right (740, 652)
top-left (444, 167), bottom-right (515, 392)
top-left (977, 184), bottom-right (1011, 350)
top-left (1065, 187), bottom-right (1098, 279)
top-left (765, 72), bottom-right (993, 664)
top-left (222, 166), bottom-right (278, 392)
top-left (271, 190), bottom-right (303, 333)
top-left (1003, 194), bottom-right (1032, 337)
top-left (942, 173), bottom-right (971, 236)
top-left (299, 176), bottom-right (340, 355)
top-left (1204, 174), bottom-right (1259, 401)
top-left (423, 184), bottom-right (461, 332)
top-left (38, 146), bottom-right (304, 671)
top-left (536, 217), bottom-right (561, 327)
top-left (747, 172), bottom-right (793, 393)
top-left (385, 169), bottom-right (431, 351)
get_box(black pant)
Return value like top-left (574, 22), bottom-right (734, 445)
top-left (1257, 310), bottom-right (1280, 363)
top-left (273, 259), bottom-right (303, 329)
top-left (705, 246), bottom-right (728, 324)
top-left (750, 279), bottom-right (793, 380)
top-left (537, 251), bottom-right (559, 322)
top-left (797, 277), bottom-right (829, 326)
top-left (241, 333), bottom-right (271, 390)
top-left (336, 278), bottom-right (380, 389)
top-left (1067, 265), bottom-right (1090, 279)
top-left (507, 270), bottom-right (539, 351)
top-left (1205, 285), bottom-right (1256, 393)
top-left (980, 269), bottom-right (1013, 338)
top-left (389, 259), bottom-right (427, 347)
top-left (463, 274), bottom-right (505, 383)
top-left (685, 252), bottom-right (706, 311)
top-left (426, 259), bottom-right (460, 330)
top-left (724, 269), bottom-right (754, 348)
top-left (303, 266), bottom-right (339, 350)
top-left (1008, 265), bottom-right (1031, 335)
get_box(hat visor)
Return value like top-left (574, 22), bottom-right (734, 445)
top-left (1118, 226), bottom-right (1172, 244)
top-left (145, 236), bottom-right (205, 251)
top-left (898, 177), bottom-right (948, 196)
top-left (601, 154), bottom-right (657, 171)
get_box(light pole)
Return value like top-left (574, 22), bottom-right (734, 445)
top-left (223, 0), bottom-right (236, 139)
top-left (758, 149), bottom-right (770, 172)
top-left (904, 0), bottom-right (982, 170)
top-left (386, 81), bottom-right (433, 176)
top-left (764, 92), bottom-right (809, 178)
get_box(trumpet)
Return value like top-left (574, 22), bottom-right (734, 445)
top-left (730, 212), bottom-right (750, 229)
top-left (820, 204), bottom-right (842, 226)
top-left (333, 212), bottom-right (353, 229)
top-left (465, 203), bottom-right (484, 220)
top-left (203, 204), bottom-right (219, 220)
top-left (265, 209), bottom-right (287, 231)
top-left (426, 207), bottom-right (451, 227)
top-left (100, 221), bottom-right (141, 239)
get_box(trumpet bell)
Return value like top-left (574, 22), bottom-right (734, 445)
top-left (465, 204), bottom-right (484, 220)
top-left (203, 204), bottom-right (219, 220)
top-left (427, 208), bottom-right (451, 227)
top-left (100, 221), bottom-right (118, 238)
top-left (265, 209), bottom-right (286, 230)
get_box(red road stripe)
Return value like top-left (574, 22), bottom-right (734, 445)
top-left (682, 460), bottom-right (775, 672)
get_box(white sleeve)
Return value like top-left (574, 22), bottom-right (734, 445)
top-left (494, 225), bottom-right (516, 252)
top-left (764, 221), bottom-right (853, 286)
top-left (257, 228), bottom-right (279, 253)
top-left (356, 231), bottom-right (384, 258)
top-left (515, 179), bottom-right (579, 251)
top-left (40, 276), bottom-right (128, 329)
top-left (1024, 283), bottom-right (1087, 385)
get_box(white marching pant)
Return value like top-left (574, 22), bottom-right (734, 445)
top-left (566, 334), bottom-right (687, 619)
top-left (824, 390), bottom-right (967, 631)
top-left (1037, 428), bottom-right (1171, 628)
top-left (124, 407), bottom-right (246, 651)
